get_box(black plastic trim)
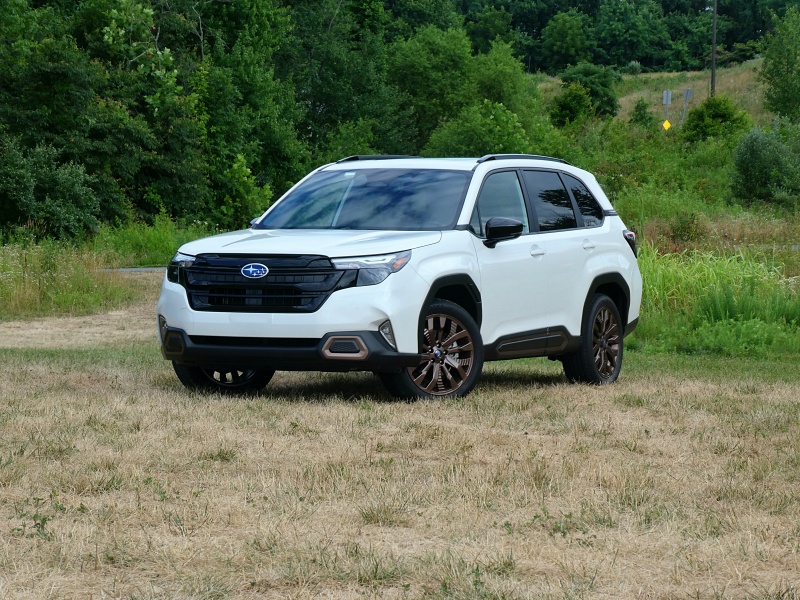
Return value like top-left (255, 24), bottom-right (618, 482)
top-left (420, 274), bottom-right (483, 326)
top-left (583, 273), bottom-right (632, 335)
top-left (477, 154), bottom-right (571, 165)
top-left (336, 155), bottom-right (420, 163)
top-left (484, 326), bottom-right (579, 361)
top-left (161, 327), bottom-right (421, 372)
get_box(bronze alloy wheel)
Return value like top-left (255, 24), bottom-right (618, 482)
top-left (592, 304), bottom-right (621, 378)
top-left (562, 293), bottom-right (624, 384)
top-left (408, 311), bottom-right (476, 396)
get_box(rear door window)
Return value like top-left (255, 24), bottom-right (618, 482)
top-left (521, 170), bottom-right (577, 232)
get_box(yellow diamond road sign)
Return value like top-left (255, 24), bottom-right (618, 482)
top-left (662, 119), bottom-right (671, 131)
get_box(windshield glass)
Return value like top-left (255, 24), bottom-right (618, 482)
top-left (255, 168), bottom-right (471, 230)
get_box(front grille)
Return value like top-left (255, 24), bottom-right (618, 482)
top-left (181, 254), bottom-right (357, 313)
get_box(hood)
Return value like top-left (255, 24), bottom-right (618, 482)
top-left (178, 228), bottom-right (443, 258)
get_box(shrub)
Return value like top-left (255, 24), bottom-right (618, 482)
top-left (629, 98), bottom-right (658, 129)
top-left (682, 95), bottom-right (751, 143)
top-left (732, 121), bottom-right (800, 208)
top-left (559, 62), bottom-right (620, 118)
top-left (423, 100), bottom-right (531, 157)
top-left (0, 135), bottom-right (99, 240)
top-left (549, 82), bottom-right (594, 127)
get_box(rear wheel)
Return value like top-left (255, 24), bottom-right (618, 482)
top-left (562, 294), bottom-right (623, 384)
top-left (172, 363), bottom-right (275, 394)
top-left (380, 299), bottom-right (483, 399)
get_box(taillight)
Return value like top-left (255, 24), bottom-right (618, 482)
top-left (623, 230), bottom-right (637, 257)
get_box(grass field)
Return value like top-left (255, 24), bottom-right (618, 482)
top-left (1, 273), bottom-right (799, 599)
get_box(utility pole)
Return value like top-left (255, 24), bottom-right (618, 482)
top-left (711, 0), bottom-right (717, 96)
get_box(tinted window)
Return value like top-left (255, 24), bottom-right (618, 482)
top-left (257, 169), bottom-right (470, 230)
top-left (470, 171), bottom-right (529, 237)
top-left (564, 174), bottom-right (604, 227)
top-left (522, 171), bottom-right (577, 232)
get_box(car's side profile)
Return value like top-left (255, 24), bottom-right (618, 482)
top-left (156, 154), bottom-right (642, 398)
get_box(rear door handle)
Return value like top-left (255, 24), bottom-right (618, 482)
top-left (582, 240), bottom-right (596, 251)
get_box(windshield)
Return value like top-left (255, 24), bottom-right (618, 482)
top-left (255, 168), bottom-right (471, 230)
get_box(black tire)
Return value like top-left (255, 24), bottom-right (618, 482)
top-left (379, 299), bottom-right (484, 399)
top-left (562, 294), bottom-right (623, 384)
top-left (172, 363), bottom-right (275, 394)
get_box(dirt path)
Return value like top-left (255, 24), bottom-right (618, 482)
top-left (0, 270), bottom-right (163, 349)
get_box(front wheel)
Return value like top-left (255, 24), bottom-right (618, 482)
top-left (562, 294), bottom-right (623, 384)
top-left (379, 299), bottom-right (484, 399)
top-left (172, 363), bottom-right (275, 394)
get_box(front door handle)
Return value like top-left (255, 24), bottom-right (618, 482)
top-left (530, 245), bottom-right (546, 257)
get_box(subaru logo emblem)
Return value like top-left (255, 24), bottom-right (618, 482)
top-left (241, 263), bottom-right (269, 279)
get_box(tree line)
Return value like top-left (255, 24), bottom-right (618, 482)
top-left (0, 0), bottom-right (795, 239)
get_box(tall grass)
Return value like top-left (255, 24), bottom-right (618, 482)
top-left (634, 243), bottom-right (800, 356)
top-left (90, 212), bottom-right (215, 267)
top-left (0, 242), bottom-right (138, 320)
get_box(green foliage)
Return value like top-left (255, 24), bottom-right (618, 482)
top-left (760, 6), bottom-right (800, 120)
top-left (0, 241), bottom-right (137, 319)
top-left (559, 62), bottom-right (620, 118)
top-left (732, 122), bottom-right (800, 207)
top-left (90, 212), bottom-right (214, 267)
top-left (635, 244), bottom-right (800, 357)
top-left (0, 136), bottom-right (99, 240)
top-left (423, 100), bottom-right (531, 156)
top-left (213, 154), bottom-right (273, 231)
top-left (540, 10), bottom-right (592, 73)
top-left (465, 6), bottom-right (516, 54)
top-left (549, 83), bottom-right (594, 127)
top-left (389, 26), bottom-right (477, 152)
top-left (682, 95), bottom-right (751, 143)
top-left (315, 120), bottom-right (378, 167)
top-left (629, 98), bottom-right (658, 129)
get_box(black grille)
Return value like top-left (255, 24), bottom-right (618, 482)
top-left (180, 254), bottom-right (357, 313)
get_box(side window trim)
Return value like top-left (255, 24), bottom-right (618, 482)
top-left (519, 168), bottom-right (578, 234)
top-left (470, 168), bottom-right (532, 238)
top-left (562, 172), bottom-right (606, 229)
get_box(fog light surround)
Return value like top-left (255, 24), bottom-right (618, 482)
top-left (379, 320), bottom-right (396, 349)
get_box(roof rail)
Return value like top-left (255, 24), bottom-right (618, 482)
top-left (477, 154), bottom-right (571, 165)
top-left (336, 155), bottom-right (420, 163)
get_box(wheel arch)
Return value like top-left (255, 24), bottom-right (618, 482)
top-left (582, 273), bottom-right (630, 334)
top-left (420, 275), bottom-right (482, 327)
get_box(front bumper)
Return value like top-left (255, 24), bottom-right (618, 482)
top-left (160, 326), bottom-right (421, 372)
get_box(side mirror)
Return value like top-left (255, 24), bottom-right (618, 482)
top-left (483, 217), bottom-right (524, 248)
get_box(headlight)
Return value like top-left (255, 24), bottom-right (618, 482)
top-left (167, 251), bottom-right (196, 283)
top-left (332, 250), bottom-right (411, 287)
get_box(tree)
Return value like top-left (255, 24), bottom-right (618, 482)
top-left (760, 7), bottom-right (800, 121)
top-left (423, 100), bottom-right (532, 157)
top-left (540, 10), bottom-right (592, 73)
top-left (465, 6), bottom-right (515, 54)
top-left (388, 26), bottom-right (477, 152)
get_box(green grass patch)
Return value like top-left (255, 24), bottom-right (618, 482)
top-left (89, 213), bottom-right (215, 267)
top-left (632, 243), bottom-right (800, 356)
top-left (0, 242), bottom-right (138, 320)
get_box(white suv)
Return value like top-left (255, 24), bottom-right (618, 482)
top-left (157, 155), bottom-right (642, 398)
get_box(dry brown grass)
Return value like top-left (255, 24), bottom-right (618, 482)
top-left (616, 60), bottom-right (772, 126)
top-left (1, 273), bottom-right (799, 599)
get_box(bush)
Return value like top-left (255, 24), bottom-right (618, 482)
top-left (0, 135), bottom-right (99, 240)
top-left (682, 95), bottom-right (751, 143)
top-left (559, 62), bottom-right (620, 118)
top-left (423, 100), bottom-right (531, 156)
top-left (629, 98), bottom-right (658, 129)
top-left (549, 82), bottom-right (594, 127)
top-left (732, 121), bottom-right (800, 208)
